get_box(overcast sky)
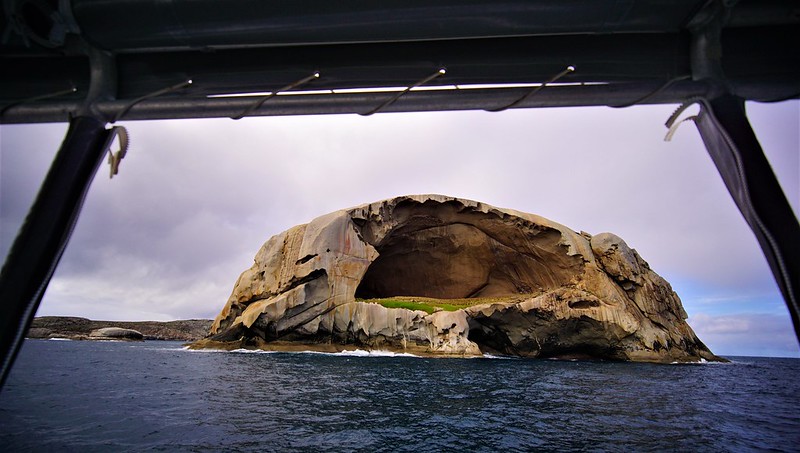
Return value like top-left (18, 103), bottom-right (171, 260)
top-left (1, 101), bottom-right (798, 357)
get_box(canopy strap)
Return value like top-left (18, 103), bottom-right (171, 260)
top-left (231, 72), bottom-right (320, 120)
top-left (485, 65), bottom-right (575, 112)
top-left (113, 80), bottom-right (193, 123)
top-left (360, 69), bottom-right (447, 116)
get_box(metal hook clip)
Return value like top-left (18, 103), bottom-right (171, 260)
top-left (664, 98), bottom-right (702, 142)
top-left (485, 65), bottom-right (575, 112)
top-left (113, 79), bottom-right (193, 123)
top-left (231, 72), bottom-right (320, 120)
top-left (360, 68), bottom-right (447, 116)
top-left (104, 126), bottom-right (130, 179)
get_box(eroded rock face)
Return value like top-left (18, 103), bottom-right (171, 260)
top-left (193, 195), bottom-right (719, 362)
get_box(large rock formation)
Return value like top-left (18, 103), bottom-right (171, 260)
top-left (192, 195), bottom-right (720, 362)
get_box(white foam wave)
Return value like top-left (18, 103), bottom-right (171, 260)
top-left (669, 357), bottom-right (728, 365)
top-left (479, 353), bottom-right (515, 360)
top-left (231, 348), bottom-right (276, 354)
top-left (186, 346), bottom-right (522, 359)
top-left (218, 347), bottom-right (422, 357)
top-left (47, 337), bottom-right (72, 341)
top-left (335, 349), bottom-right (419, 358)
top-left (181, 347), bottom-right (231, 353)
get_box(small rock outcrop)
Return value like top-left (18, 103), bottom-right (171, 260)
top-left (193, 195), bottom-right (720, 362)
top-left (89, 327), bottom-right (144, 341)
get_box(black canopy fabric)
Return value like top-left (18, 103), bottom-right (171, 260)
top-left (1, 0), bottom-right (798, 122)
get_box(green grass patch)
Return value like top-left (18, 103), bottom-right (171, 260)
top-left (368, 299), bottom-right (461, 314)
top-left (356, 294), bottom-right (529, 314)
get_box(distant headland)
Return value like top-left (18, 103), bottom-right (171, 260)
top-left (190, 195), bottom-right (722, 363)
top-left (27, 317), bottom-right (212, 341)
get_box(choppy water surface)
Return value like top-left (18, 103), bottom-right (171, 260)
top-left (1, 340), bottom-right (799, 452)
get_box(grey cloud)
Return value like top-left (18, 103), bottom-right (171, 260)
top-left (1, 103), bottom-right (797, 357)
top-left (1, 123), bottom-right (66, 258)
top-left (689, 313), bottom-right (799, 358)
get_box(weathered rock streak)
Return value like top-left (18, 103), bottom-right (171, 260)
top-left (196, 195), bottom-right (719, 362)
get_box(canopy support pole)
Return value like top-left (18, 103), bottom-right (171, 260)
top-left (0, 117), bottom-right (112, 388)
top-left (692, 96), bottom-right (800, 340)
top-left (0, 42), bottom-right (117, 389)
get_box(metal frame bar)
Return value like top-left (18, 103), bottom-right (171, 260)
top-left (2, 80), bottom-right (797, 124)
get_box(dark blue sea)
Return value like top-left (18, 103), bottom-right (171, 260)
top-left (1, 340), bottom-right (799, 452)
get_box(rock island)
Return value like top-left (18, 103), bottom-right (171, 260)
top-left (191, 195), bottom-right (720, 362)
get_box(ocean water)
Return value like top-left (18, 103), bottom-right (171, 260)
top-left (1, 340), bottom-right (799, 452)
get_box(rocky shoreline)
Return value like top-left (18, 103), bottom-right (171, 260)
top-left (27, 317), bottom-right (213, 342)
